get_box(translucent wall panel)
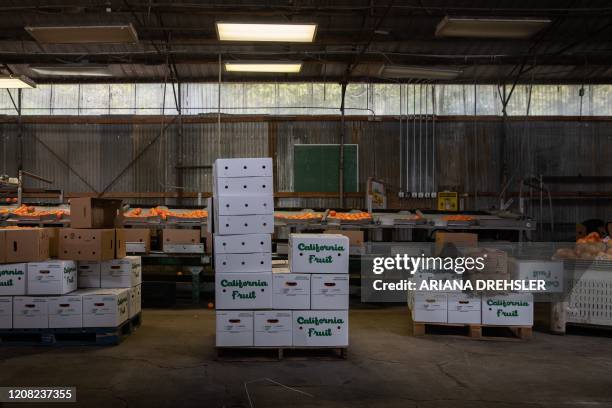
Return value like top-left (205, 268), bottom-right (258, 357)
top-left (3, 82), bottom-right (612, 116)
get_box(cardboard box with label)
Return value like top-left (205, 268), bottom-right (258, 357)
top-left (215, 176), bottom-right (273, 195)
top-left (272, 272), bottom-right (311, 309)
top-left (124, 228), bottom-right (151, 253)
top-left (447, 292), bottom-right (481, 324)
top-left (77, 261), bottom-right (101, 288)
top-left (292, 310), bottom-right (349, 347)
top-left (4, 228), bottom-right (50, 263)
top-left (216, 310), bottom-right (254, 347)
top-left (254, 311), bottom-right (292, 347)
top-left (0, 263), bottom-right (27, 295)
top-left (58, 228), bottom-right (124, 261)
top-left (215, 272), bottom-right (272, 309)
top-left (311, 274), bottom-right (349, 310)
top-left (48, 294), bottom-right (83, 328)
top-left (0, 297), bottom-right (12, 328)
top-left (27, 260), bottom-right (77, 295)
top-left (214, 233), bottom-right (271, 254)
top-left (214, 158), bottom-right (273, 178)
top-left (100, 256), bottom-right (142, 288)
top-left (128, 285), bottom-right (142, 318)
top-left (215, 252), bottom-right (272, 273)
top-left (70, 197), bottom-right (123, 229)
top-left (82, 288), bottom-right (130, 327)
top-left (13, 296), bottom-right (49, 329)
top-left (509, 259), bottom-right (564, 293)
top-left (410, 291), bottom-right (448, 323)
top-left (289, 234), bottom-right (349, 274)
top-left (215, 195), bottom-right (274, 216)
top-left (215, 214), bottom-right (274, 235)
top-left (435, 232), bottom-right (477, 256)
top-left (481, 293), bottom-right (534, 326)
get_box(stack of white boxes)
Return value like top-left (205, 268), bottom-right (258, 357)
top-left (77, 256), bottom-right (142, 328)
top-left (287, 233), bottom-right (350, 347)
top-left (213, 158), bottom-right (277, 347)
top-left (0, 257), bottom-right (141, 330)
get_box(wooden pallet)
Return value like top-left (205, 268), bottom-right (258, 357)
top-left (0, 313), bottom-right (142, 346)
top-left (411, 319), bottom-right (532, 340)
top-left (216, 346), bottom-right (348, 361)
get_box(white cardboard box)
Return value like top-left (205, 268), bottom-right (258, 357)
top-left (77, 261), bottom-right (101, 288)
top-left (216, 176), bottom-right (273, 195)
top-left (82, 288), bottom-right (130, 327)
top-left (27, 260), bottom-right (77, 295)
top-left (311, 274), bottom-right (349, 310)
top-left (215, 214), bottom-right (274, 235)
top-left (509, 259), bottom-right (564, 293)
top-left (214, 158), bottom-right (273, 178)
top-left (48, 294), bottom-right (83, 328)
top-left (447, 292), bottom-right (481, 324)
top-left (0, 297), bottom-right (12, 328)
top-left (289, 234), bottom-right (349, 274)
top-left (216, 310), bottom-right (254, 347)
top-left (214, 233), bottom-right (271, 254)
top-left (481, 293), bottom-right (534, 326)
top-left (215, 195), bottom-right (274, 216)
top-left (100, 256), bottom-right (142, 288)
top-left (292, 310), bottom-right (349, 347)
top-left (129, 285), bottom-right (142, 318)
top-left (215, 252), bottom-right (272, 273)
top-left (13, 296), bottom-right (49, 329)
top-left (215, 272), bottom-right (272, 309)
top-left (272, 272), bottom-right (311, 309)
top-left (0, 263), bottom-right (27, 295)
top-left (410, 291), bottom-right (447, 323)
top-left (254, 311), bottom-right (293, 346)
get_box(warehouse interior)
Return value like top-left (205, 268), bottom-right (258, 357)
top-left (0, 1), bottom-right (611, 407)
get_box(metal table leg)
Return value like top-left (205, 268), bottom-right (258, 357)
top-left (187, 266), bottom-right (203, 305)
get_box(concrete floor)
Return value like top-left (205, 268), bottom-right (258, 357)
top-left (1, 307), bottom-right (611, 408)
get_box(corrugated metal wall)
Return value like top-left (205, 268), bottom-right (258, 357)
top-left (0, 118), bottom-right (610, 227)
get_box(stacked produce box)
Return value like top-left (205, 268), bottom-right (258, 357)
top-left (0, 197), bottom-right (141, 332)
top-left (213, 158), bottom-right (275, 346)
top-left (213, 158), bottom-right (350, 349)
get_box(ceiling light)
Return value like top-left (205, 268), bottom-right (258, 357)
top-left (25, 24), bottom-right (138, 44)
top-left (29, 64), bottom-right (113, 77)
top-left (0, 75), bottom-right (36, 88)
top-left (379, 65), bottom-right (462, 80)
top-left (225, 62), bottom-right (302, 73)
top-left (217, 22), bottom-right (317, 42)
top-left (435, 17), bottom-right (550, 39)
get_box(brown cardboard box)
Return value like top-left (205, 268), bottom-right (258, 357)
top-left (435, 232), bottom-right (478, 256)
top-left (47, 227), bottom-right (60, 258)
top-left (0, 229), bottom-right (6, 263)
top-left (324, 229), bottom-right (365, 247)
top-left (5, 228), bottom-right (50, 263)
top-left (115, 228), bottom-right (126, 259)
top-left (58, 228), bottom-right (119, 261)
top-left (70, 197), bottom-right (123, 229)
top-left (162, 229), bottom-right (200, 245)
top-left (124, 228), bottom-right (151, 252)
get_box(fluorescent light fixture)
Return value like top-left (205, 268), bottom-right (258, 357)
top-left (217, 22), bottom-right (316, 42)
top-left (379, 65), bottom-right (462, 80)
top-left (29, 64), bottom-right (113, 77)
top-left (25, 24), bottom-right (138, 44)
top-left (436, 16), bottom-right (550, 39)
top-left (0, 75), bottom-right (36, 88)
top-left (225, 61), bottom-right (302, 73)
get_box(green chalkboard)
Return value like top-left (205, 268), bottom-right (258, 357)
top-left (294, 144), bottom-right (359, 192)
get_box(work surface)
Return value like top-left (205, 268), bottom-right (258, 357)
top-left (0, 308), bottom-right (610, 408)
